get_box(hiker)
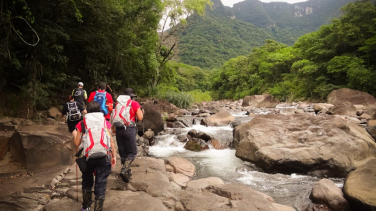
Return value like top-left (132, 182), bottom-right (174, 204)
top-left (61, 95), bottom-right (86, 139)
top-left (74, 101), bottom-right (116, 211)
top-left (87, 82), bottom-right (113, 121)
top-left (111, 88), bottom-right (144, 183)
top-left (72, 82), bottom-right (87, 106)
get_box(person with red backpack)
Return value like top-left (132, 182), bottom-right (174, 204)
top-left (88, 82), bottom-right (113, 121)
top-left (111, 88), bottom-right (144, 183)
top-left (74, 101), bottom-right (116, 211)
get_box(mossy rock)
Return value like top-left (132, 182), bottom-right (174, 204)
top-left (184, 140), bottom-right (201, 152)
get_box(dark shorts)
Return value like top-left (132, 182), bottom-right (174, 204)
top-left (67, 120), bottom-right (80, 133)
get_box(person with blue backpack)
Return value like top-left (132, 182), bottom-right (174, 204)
top-left (87, 82), bottom-right (113, 121)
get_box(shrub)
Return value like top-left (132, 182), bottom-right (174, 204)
top-left (163, 91), bottom-right (193, 109)
top-left (187, 89), bottom-right (212, 103)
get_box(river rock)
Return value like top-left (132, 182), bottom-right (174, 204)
top-left (184, 139), bottom-right (202, 151)
top-left (186, 177), bottom-right (224, 191)
top-left (0, 132), bottom-right (12, 160)
top-left (329, 101), bottom-right (357, 117)
top-left (201, 110), bottom-right (235, 126)
top-left (365, 126), bottom-right (376, 141)
top-left (313, 103), bottom-right (334, 113)
top-left (167, 157), bottom-right (196, 177)
top-left (137, 103), bottom-right (164, 135)
top-left (242, 94), bottom-right (280, 108)
top-left (343, 159), bottom-right (376, 211)
top-left (310, 179), bottom-right (350, 211)
top-left (166, 113), bottom-right (177, 122)
top-left (177, 190), bottom-right (230, 210)
top-left (327, 88), bottom-right (376, 109)
top-left (206, 183), bottom-right (295, 211)
top-left (234, 114), bottom-right (376, 177)
top-left (9, 125), bottom-right (75, 173)
top-left (210, 139), bottom-right (225, 149)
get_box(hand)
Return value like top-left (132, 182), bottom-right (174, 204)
top-left (111, 156), bottom-right (116, 167)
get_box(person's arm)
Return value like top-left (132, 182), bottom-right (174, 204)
top-left (136, 108), bottom-right (144, 121)
top-left (84, 90), bottom-right (87, 100)
top-left (74, 129), bottom-right (82, 147)
top-left (110, 135), bottom-right (116, 167)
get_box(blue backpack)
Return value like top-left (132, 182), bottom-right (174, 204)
top-left (94, 91), bottom-right (108, 115)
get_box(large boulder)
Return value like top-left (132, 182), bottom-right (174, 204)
top-left (201, 110), bottom-right (235, 126)
top-left (242, 94), bottom-right (280, 108)
top-left (328, 101), bottom-right (357, 117)
top-left (9, 125), bottom-right (75, 173)
top-left (310, 179), bottom-right (350, 211)
top-left (47, 107), bottom-right (62, 119)
top-left (343, 159), bottom-right (376, 211)
top-left (137, 103), bottom-right (164, 135)
top-left (234, 114), bottom-right (376, 177)
top-left (366, 126), bottom-right (376, 141)
top-left (327, 88), bottom-right (376, 109)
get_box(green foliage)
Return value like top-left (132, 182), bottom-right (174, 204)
top-left (210, 0), bottom-right (376, 101)
top-left (187, 89), bottom-right (212, 103)
top-left (162, 91), bottom-right (193, 109)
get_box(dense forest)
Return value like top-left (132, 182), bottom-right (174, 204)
top-left (177, 0), bottom-right (356, 69)
top-left (0, 0), bottom-right (212, 116)
top-left (211, 0), bottom-right (376, 101)
top-left (1, 0), bottom-right (376, 116)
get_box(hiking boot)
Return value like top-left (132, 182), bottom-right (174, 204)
top-left (120, 167), bottom-right (130, 183)
top-left (94, 196), bottom-right (105, 211)
top-left (82, 190), bottom-right (93, 211)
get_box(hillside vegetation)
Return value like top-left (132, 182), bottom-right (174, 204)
top-left (177, 0), bottom-right (355, 69)
top-left (210, 0), bottom-right (376, 101)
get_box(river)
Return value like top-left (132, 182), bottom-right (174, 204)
top-left (149, 111), bottom-right (345, 210)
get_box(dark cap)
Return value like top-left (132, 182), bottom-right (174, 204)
top-left (124, 88), bottom-right (137, 97)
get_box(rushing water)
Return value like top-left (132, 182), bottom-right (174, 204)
top-left (149, 111), bottom-right (345, 210)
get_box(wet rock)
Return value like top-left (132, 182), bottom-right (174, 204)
top-left (210, 139), bottom-right (225, 150)
top-left (186, 177), bottom-right (224, 191)
top-left (177, 134), bottom-right (187, 142)
top-left (234, 114), bottom-right (376, 177)
top-left (242, 94), bottom-right (280, 108)
top-left (196, 132), bottom-right (211, 142)
top-left (184, 140), bottom-right (202, 152)
top-left (10, 125), bottom-right (75, 173)
top-left (166, 113), bottom-right (177, 122)
top-left (143, 129), bottom-right (155, 140)
top-left (198, 112), bottom-right (210, 117)
top-left (327, 88), bottom-right (376, 109)
top-left (47, 107), bottom-right (62, 119)
top-left (167, 157), bottom-right (196, 177)
top-left (187, 129), bottom-right (197, 139)
top-left (329, 101), bottom-right (357, 117)
top-left (310, 179), bottom-right (350, 211)
top-left (0, 131), bottom-right (12, 160)
top-left (357, 110), bottom-right (364, 116)
top-left (201, 110), bottom-right (235, 127)
top-left (304, 203), bottom-right (331, 211)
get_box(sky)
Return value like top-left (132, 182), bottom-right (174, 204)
top-left (221, 0), bottom-right (308, 7)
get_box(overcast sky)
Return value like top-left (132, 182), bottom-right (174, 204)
top-left (221, 0), bottom-right (308, 7)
